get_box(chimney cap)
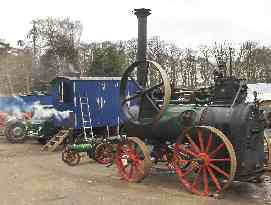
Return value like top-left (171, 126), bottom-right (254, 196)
top-left (134, 8), bottom-right (151, 17)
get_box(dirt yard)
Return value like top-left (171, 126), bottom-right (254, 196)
top-left (0, 135), bottom-right (270, 205)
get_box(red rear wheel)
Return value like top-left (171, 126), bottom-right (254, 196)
top-left (264, 131), bottom-right (271, 169)
top-left (115, 137), bottom-right (152, 182)
top-left (173, 126), bottom-right (236, 196)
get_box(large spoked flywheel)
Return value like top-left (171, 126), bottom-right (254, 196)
top-left (173, 126), bottom-right (237, 196)
top-left (120, 61), bottom-right (171, 126)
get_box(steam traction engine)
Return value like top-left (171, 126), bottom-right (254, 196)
top-left (115, 60), bottom-right (265, 196)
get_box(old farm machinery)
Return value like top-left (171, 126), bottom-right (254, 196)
top-left (61, 129), bottom-right (117, 166)
top-left (112, 8), bottom-right (267, 196)
top-left (116, 59), bottom-right (266, 196)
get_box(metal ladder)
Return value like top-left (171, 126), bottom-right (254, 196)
top-left (79, 96), bottom-right (94, 140)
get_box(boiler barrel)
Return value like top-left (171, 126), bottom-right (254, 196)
top-left (125, 104), bottom-right (206, 141)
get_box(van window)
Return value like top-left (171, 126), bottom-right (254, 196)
top-left (58, 81), bottom-right (73, 103)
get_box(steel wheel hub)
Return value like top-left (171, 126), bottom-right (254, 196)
top-left (198, 153), bottom-right (210, 166)
top-left (13, 127), bottom-right (23, 136)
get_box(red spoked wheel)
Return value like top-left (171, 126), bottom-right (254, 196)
top-left (62, 147), bottom-right (81, 166)
top-left (173, 126), bottom-right (237, 196)
top-left (94, 143), bottom-right (114, 165)
top-left (115, 137), bottom-right (152, 182)
top-left (264, 131), bottom-right (271, 169)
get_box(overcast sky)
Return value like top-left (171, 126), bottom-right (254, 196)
top-left (1, 0), bottom-right (271, 48)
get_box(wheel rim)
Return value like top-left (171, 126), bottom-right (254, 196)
top-left (120, 60), bottom-right (171, 126)
top-left (8, 123), bottom-right (26, 140)
top-left (62, 148), bottom-right (80, 166)
top-left (95, 143), bottom-right (114, 165)
top-left (12, 127), bottom-right (24, 137)
top-left (173, 126), bottom-right (236, 196)
top-left (115, 137), bottom-right (152, 182)
top-left (264, 131), bottom-right (271, 168)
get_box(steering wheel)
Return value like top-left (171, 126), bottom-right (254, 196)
top-left (120, 60), bottom-right (171, 126)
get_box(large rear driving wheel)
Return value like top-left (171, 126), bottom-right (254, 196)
top-left (264, 130), bottom-right (271, 169)
top-left (173, 126), bottom-right (236, 196)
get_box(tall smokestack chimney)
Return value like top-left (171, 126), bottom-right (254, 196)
top-left (134, 8), bottom-right (151, 86)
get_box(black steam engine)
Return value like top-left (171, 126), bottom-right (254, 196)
top-left (114, 8), bottom-right (266, 197)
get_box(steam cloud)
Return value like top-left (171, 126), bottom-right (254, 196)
top-left (0, 96), bottom-right (71, 124)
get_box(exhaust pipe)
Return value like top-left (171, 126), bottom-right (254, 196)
top-left (134, 8), bottom-right (151, 86)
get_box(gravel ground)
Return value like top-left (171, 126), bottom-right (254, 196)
top-left (0, 135), bottom-right (270, 205)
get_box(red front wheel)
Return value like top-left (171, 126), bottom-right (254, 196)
top-left (115, 137), bottom-right (152, 182)
top-left (173, 126), bottom-right (236, 196)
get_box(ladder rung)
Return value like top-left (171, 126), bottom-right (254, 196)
top-left (79, 96), bottom-right (92, 136)
top-left (83, 118), bottom-right (91, 121)
top-left (80, 99), bottom-right (88, 103)
top-left (83, 124), bottom-right (91, 127)
top-left (82, 114), bottom-right (90, 117)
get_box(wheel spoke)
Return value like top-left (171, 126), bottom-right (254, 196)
top-left (122, 93), bottom-right (141, 104)
top-left (197, 129), bottom-right (204, 152)
top-left (178, 158), bottom-right (190, 164)
top-left (192, 167), bottom-right (202, 189)
top-left (183, 165), bottom-right (195, 176)
top-left (206, 133), bottom-right (213, 153)
top-left (177, 144), bottom-right (198, 158)
top-left (209, 143), bottom-right (225, 157)
top-left (175, 149), bottom-right (190, 164)
top-left (206, 166), bottom-right (221, 192)
top-left (129, 164), bottom-right (134, 178)
top-left (144, 94), bottom-right (160, 111)
top-left (186, 134), bottom-right (201, 153)
top-left (209, 163), bottom-right (230, 178)
top-left (128, 75), bottom-right (143, 90)
top-left (203, 167), bottom-right (209, 195)
top-left (142, 82), bottom-right (163, 95)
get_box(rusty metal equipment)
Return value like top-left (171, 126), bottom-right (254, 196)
top-left (114, 8), bottom-right (266, 197)
top-left (61, 132), bottom-right (115, 166)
